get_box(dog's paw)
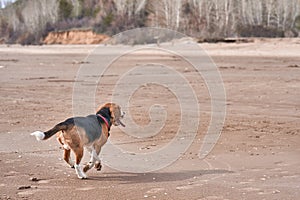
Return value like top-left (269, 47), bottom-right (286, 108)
top-left (83, 165), bottom-right (90, 173)
top-left (76, 170), bottom-right (87, 179)
top-left (69, 160), bottom-right (75, 168)
top-left (94, 162), bottom-right (102, 171)
top-left (78, 174), bottom-right (87, 179)
top-left (75, 164), bottom-right (87, 179)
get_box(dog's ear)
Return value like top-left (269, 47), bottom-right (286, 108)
top-left (108, 103), bottom-right (116, 121)
top-left (108, 103), bottom-right (122, 123)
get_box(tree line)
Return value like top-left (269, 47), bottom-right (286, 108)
top-left (0, 0), bottom-right (300, 44)
top-left (151, 0), bottom-right (300, 38)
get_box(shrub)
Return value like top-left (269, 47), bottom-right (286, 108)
top-left (59, 0), bottom-right (73, 20)
top-left (237, 25), bottom-right (284, 38)
top-left (295, 15), bottom-right (300, 31)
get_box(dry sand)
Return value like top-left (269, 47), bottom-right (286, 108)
top-left (0, 38), bottom-right (299, 199)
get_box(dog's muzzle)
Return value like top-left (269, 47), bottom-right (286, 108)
top-left (119, 111), bottom-right (125, 127)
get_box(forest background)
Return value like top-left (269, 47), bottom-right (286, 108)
top-left (0, 0), bottom-right (300, 44)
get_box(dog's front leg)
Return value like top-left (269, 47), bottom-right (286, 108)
top-left (83, 147), bottom-right (98, 172)
top-left (94, 146), bottom-right (102, 171)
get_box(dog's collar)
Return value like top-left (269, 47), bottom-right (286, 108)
top-left (97, 114), bottom-right (110, 132)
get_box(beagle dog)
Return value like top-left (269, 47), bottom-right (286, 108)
top-left (31, 103), bottom-right (125, 179)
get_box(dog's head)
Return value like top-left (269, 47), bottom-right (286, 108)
top-left (97, 103), bottom-right (125, 127)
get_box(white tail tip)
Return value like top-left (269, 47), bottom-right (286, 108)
top-left (31, 131), bottom-right (45, 141)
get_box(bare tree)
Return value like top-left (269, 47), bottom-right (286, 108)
top-left (160, 0), bottom-right (182, 30)
top-left (2, 0), bottom-right (300, 44)
top-left (114, 0), bottom-right (147, 16)
top-left (0, 0), bottom-right (15, 9)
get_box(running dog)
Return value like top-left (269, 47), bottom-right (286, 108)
top-left (31, 103), bottom-right (125, 179)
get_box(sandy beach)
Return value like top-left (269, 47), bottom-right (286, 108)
top-left (0, 38), bottom-right (299, 199)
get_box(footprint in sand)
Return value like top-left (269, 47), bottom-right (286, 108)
top-left (146, 187), bottom-right (165, 194)
top-left (176, 183), bottom-right (203, 191)
top-left (144, 187), bottom-right (168, 198)
top-left (76, 187), bottom-right (96, 191)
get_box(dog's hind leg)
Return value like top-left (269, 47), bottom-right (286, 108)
top-left (63, 149), bottom-right (74, 168)
top-left (57, 132), bottom-right (74, 168)
top-left (73, 146), bottom-right (87, 179)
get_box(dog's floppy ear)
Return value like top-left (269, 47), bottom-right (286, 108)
top-left (105, 103), bottom-right (119, 124)
top-left (108, 103), bottom-right (116, 121)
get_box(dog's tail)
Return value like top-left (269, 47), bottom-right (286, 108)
top-left (31, 119), bottom-right (73, 141)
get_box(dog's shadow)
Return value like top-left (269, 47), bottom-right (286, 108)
top-left (87, 169), bottom-right (233, 184)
